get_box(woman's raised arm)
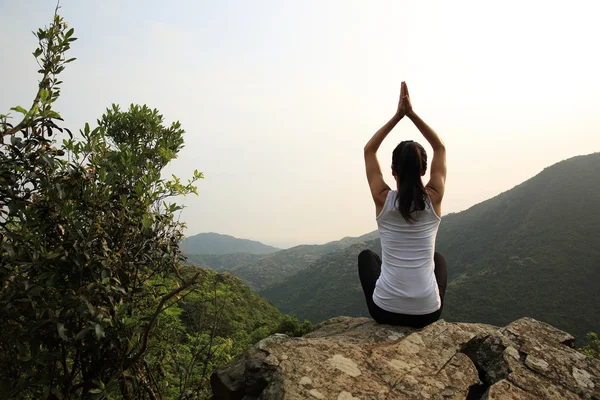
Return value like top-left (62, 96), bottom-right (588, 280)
top-left (402, 84), bottom-right (447, 209)
top-left (363, 83), bottom-right (407, 215)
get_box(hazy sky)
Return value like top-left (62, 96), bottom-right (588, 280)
top-left (2, 1), bottom-right (599, 248)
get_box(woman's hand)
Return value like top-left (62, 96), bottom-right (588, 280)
top-left (396, 82), bottom-right (407, 117)
top-left (398, 81), bottom-right (414, 117)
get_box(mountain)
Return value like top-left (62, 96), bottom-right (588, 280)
top-left (185, 252), bottom-right (263, 273)
top-left (440, 153), bottom-right (600, 340)
top-left (186, 234), bottom-right (378, 291)
top-left (181, 232), bottom-right (280, 255)
top-left (258, 241), bottom-right (380, 322)
top-left (259, 153), bottom-right (600, 342)
top-left (331, 231), bottom-right (379, 247)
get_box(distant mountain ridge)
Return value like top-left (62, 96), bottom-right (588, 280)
top-left (259, 153), bottom-right (600, 342)
top-left (182, 232), bottom-right (280, 255)
top-left (186, 232), bottom-right (379, 291)
top-left (332, 231), bottom-right (379, 246)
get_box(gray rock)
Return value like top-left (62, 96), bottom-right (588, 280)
top-left (211, 316), bottom-right (600, 400)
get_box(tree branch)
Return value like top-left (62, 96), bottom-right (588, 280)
top-left (122, 272), bottom-right (201, 371)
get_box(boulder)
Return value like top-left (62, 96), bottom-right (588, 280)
top-left (211, 317), bottom-right (600, 399)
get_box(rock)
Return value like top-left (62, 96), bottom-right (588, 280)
top-left (211, 317), bottom-right (600, 400)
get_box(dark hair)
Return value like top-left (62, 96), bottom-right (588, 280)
top-left (392, 140), bottom-right (428, 223)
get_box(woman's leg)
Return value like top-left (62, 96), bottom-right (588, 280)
top-left (357, 250), bottom-right (382, 314)
top-left (433, 252), bottom-right (448, 303)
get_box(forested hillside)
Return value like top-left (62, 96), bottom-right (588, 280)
top-left (186, 235), bottom-right (375, 290)
top-left (440, 153), bottom-right (600, 341)
top-left (259, 241), bottom-right (380, 322)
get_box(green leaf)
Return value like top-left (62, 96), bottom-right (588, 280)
top-left (57, 323), bottom-right (67, 340)
top-left (66, 28), bottom-right (75, 38)
top-left (40, 89), bottom-right (49, 102)
top-left (10, 105), bottom-right (27, 115)
top-left (33, 48), bottom-right (43, 57)
top-left (142, 214), bottom-right (153, 229)
top-left (75, 328), bottom-right (90, 341)
top-left (48, 110), bottom-right (62, 119)
top-left (95, 323), bottom-right (105, 339)
top-left (5, 243), bottom-right (16, 258)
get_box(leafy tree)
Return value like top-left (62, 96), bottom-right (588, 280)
top-left (273, 315), bottom-right (313, 337)
top-left (581, 332), bottom-right (600, 360)
top-left (1, 8), bottom-right (316, 399)
top-left (0, 8), bottom-right (202, 399)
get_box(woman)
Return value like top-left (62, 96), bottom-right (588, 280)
top-left (360, 81), bottom-right (447, 328)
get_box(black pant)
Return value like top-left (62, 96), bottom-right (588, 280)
top-left (357, 249), bottom-right (447, 328)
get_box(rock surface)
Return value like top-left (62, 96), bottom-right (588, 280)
top-left (211, 317), bottom-right (600, 399)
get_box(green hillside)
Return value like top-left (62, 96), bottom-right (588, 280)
top-left (186, 236), bottom-right (369, 290)
top-left (182, 267), bottom-right (285, 339)
top-left (185, 252), bottom-right (263, 273)
top-left (259, 241), bottom-right (381, 322)
top-left (182, 232), bottom-right (280, 255)
top-left (440, 153), bottom-right (600, 340)
top-left (333, 231), bottom-right (379, 246)
top-left (260, 153), bottom-right (600, 342)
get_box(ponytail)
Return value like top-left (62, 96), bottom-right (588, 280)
top-left (392, 141), bottom-right (428, 223)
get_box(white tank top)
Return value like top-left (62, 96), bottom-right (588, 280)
top-left (373, 189), bottom-right (442, 315)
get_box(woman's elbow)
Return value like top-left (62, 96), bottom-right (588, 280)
top-left (433, 142), bottom-right (446, 152)
top-left (364, 145), bottom-right (376, 155)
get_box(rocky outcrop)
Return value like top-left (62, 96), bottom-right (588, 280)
top-left (211, 317), bottom-right (600, 399)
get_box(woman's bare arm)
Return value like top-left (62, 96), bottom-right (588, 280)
top-left (364, 83), bottom-right (407, 215)
top-left (402, 84), bottom-right (446, 210)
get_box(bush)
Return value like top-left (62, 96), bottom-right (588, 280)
top-left (0, 9), bottom-right (201, 398)
top-left (581, 332), bottom-right (600, 360)
top-left (273, 315), bottom-right (313, 337)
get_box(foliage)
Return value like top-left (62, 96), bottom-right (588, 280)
top-left (0, 9), bottom-right (203, 398)
top-left (135, 267), bottom-right (302, 398)
top-left (272, 315), bottom-right (313, 337)
top-left (580, 332), bottom-right (600, 360)
top-left (0, 9), bottom-right (315, 399)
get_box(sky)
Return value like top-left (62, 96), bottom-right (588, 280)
top-left (1, 1), bottom-right (599, 248)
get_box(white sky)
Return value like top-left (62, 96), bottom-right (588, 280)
top-left (2, 1), bottom-right (599, 248)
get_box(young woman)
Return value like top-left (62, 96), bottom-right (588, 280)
top-left (360, 81), bottom-right (447, 328)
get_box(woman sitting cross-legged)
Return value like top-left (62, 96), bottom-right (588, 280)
top-left (360, 81), bottom-right (447, 328)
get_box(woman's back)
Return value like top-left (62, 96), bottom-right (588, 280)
top-left (373, 190), bottom-right (442, 314)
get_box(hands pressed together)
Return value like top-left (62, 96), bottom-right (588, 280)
top-left (396, 81), bottom-right (414, 118)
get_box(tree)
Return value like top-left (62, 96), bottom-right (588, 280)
top-left (581, 332), bottom-right (600, 360)
top-left (0, 8), bottom-right (202, 399)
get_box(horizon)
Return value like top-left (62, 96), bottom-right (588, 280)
top-left (2, 1), bottom-right (599, 248)
top-left (191, 151), bottom-right (598, 248)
